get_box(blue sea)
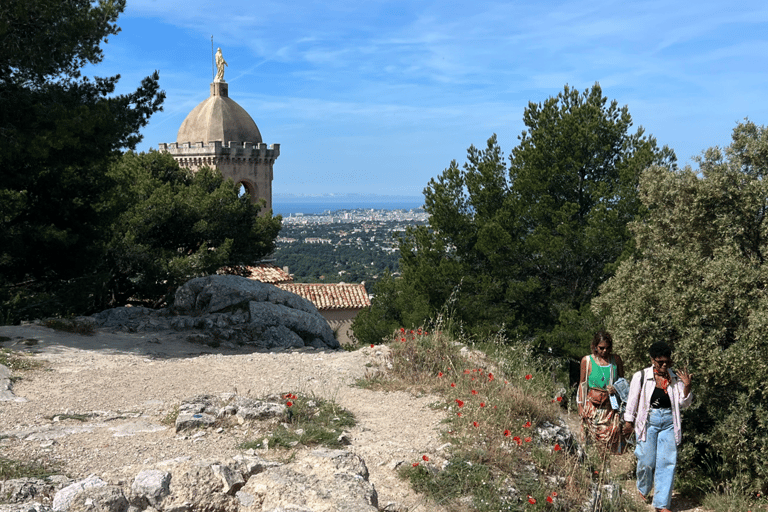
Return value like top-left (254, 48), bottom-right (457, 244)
top-left (272, 200), bottom-right (425, 217)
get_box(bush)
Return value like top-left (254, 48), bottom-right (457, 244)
top-left (594, 121), bottom-right (768, 495)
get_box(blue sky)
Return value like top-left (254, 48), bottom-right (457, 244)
top-left (94, 0), bottom-right (768, 197)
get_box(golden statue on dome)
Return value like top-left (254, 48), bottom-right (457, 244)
top-left (214, 47), bottom-right (227, 82)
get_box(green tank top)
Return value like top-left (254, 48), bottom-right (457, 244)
top-left (587, 355), bottom-right (615, 389)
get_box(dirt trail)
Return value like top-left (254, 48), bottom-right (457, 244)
top-left (0, 324), bottom-right (710, 511)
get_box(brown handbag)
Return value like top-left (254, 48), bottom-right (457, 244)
top-left (587, 387), bottom-right (609, 407)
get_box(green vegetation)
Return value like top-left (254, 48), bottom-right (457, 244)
top-left (594, 120), bottom-right (768, 498)
top-left (0, 457), bottom-right (58, 481)
top-left (352, 96), bottom-right (768, 505)
top-left (0, 0), bottom-right (280, 323)
top-left (271, 237), bottom-right (400, 292)
top-left (240, 394), bottom-right (356, 450)
top-left (0, 0), bottom-right (163, 322)
top-left (353, 84), bottom-right (676, 357)
top-left (360, 326), bottom-right (645, 512)
top-left (105, 151), bottom-right (281, 307)
top-left (0, 348), bottom-right (42, 372)
top-left (364, 325), bottom-right (763, 512)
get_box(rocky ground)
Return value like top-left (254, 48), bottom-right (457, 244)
top-left (0, 324), bottom-right (710, 512)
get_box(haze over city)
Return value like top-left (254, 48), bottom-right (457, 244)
top-left (93, 0), bottom-right (768, 197)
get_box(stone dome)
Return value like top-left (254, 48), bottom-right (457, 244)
top-left (176, 82), bottom-right (262, 144)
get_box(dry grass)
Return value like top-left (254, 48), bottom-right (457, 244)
top-left (0, 347), bottom-right (44, 372)
top-left (358, 325), bottom-right (646, 511)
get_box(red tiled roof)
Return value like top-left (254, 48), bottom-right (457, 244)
top-left (218, 264), bottom-right (293, 284)
top-left (277, 283), bottom-right (371, 310)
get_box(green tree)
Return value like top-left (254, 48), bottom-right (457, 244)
top-left (593, 120), bottom-right (768, 494)
top-left (105, 151), bottom-right (282, 306)
top-left (351, 271), bottom-right (431, 345)
top-left (362, 84), bottom-right (675, 356)
top-left (0, 0), bottom-right (164, 320)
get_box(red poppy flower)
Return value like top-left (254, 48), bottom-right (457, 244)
top-left (438, 372), bottom-right (444, 377)
top-left (370, 344), bottom-right (374, 348)
top-left (422, 455), bottom-right (429, 461)
top-left (525, 437), bottom-right (532, 443)
top-left (457, 412), bottom-right (462, 417)
top-left (504, 429), bottom-right (511, 437)
top-left (551, 492), bottom-right (558, 497)
top-left (488, 373), bottom-right (494, 381)
top-left (455, 399), bottom-right (464, 407)
top-left (546, 496), bottom-right (553, 503)
top-left (400, 327), bottom-right (405, 333)
top-left (473, 421), bottom-right (479, 428)
top-left (524, 421), bottom-right (532, 428)
top-left (464, 369), bottom-right (471, 374)
top-left (291, 394), bottom-right (297, 399)
top-left (401, 337), bottom-right (406, 342)
top-left (471, 389), bottom-right (478, 395)
top-left (513, 436), bottom-right (521, 445)
top-left (528, 497), bottom-right (536, 504)
top-left (556, 396), bottom-right (563, 402)
top-left (480, 402), bottom-right (486, 407)
top-left (412, 462), bottom-right (419, 467)
top-left (450, 382), bottom-right (456, 387)
top-left (286, 401), bottom-right (293, 407)
top-left (525, 374), bottom-right (533, 380)
top-left (554, 443), bottom-right (562, 451)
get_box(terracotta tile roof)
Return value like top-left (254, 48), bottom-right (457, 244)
top-left (277, 283), bottom-right (371, 310)
top-left (218, 263), bottom-right (293, 284)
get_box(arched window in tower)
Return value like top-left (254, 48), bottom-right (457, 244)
top-left (237, 181), bottom-right (258, 202)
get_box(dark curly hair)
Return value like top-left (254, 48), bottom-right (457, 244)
top-left (648, 341), bottom-right (672, 359)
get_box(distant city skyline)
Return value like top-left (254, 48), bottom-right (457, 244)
top-left (92, 0), bottom-right (768, 197)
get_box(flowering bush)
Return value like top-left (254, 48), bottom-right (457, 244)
top-left (378, 325), bottom-right (589, 511)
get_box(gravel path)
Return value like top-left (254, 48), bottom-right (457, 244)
top-left (0, 325), bottom-right (448, 512)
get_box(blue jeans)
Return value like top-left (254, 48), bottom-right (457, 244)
top-left (635, 408), bottom-right (676, 509)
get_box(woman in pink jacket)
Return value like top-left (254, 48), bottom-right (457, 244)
top-left (622, 341), bottom-right (693, 512)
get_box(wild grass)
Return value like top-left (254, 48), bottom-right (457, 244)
top-left (0, 457), bottom-right (59, 481)
top-left (0, 347), bottom-right (43, 371)
top-left (161, 405), bottom-right (180, 426)
top-left (357, 321), bottom-right (768, 512)
top-left (701, 487), bottom-right (768, 512)
top-left (239, 393), bottom-right (356, 451)
top-left (355, 323), bottom-right (653, 511)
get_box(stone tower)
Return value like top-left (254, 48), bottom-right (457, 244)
top-left (158, 80), bottom-right (279, 212)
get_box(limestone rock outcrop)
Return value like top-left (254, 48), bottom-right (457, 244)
top-left (91, 275), bottom-right (340, 350)
top-left (0, 450), bottom-right (377, 512)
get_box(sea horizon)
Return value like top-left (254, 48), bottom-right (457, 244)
top-left (272, 201), bottom-right (424, 217)
top-left (271, 194), bottom-right (425, 216)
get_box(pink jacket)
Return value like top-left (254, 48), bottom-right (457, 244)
top-left (623, 366), bottom-right (693, 445)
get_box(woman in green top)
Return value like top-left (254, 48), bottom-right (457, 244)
top-left (577, 331), bottom-right (627, 454)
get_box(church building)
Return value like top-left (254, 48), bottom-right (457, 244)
top-left (158, 49), bottom-right (279, 212)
